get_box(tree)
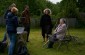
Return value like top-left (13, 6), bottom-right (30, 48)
top-left (77, 0), bottom-right (85, 12)
top-left (58, 0), bottom-right (78, 18)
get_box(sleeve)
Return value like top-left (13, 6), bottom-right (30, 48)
top-left (28, 12), bottom-right (31, 24)
top-left (53, 24), bottom-right (60, 34)
top-left (49, 16), bottom-right (53, 28)
top-left (13, 16), bottom-right (18, 27)
top-left (21, 11), bottom-right (24, 17)
top-left (57, 24), bottom-right (67, 34)
top-left (7, 12), bottom-right (12, 19)
top-left (40, 16), bottom-right (43, 27)
top-left (4, 10), bottom-right (8, 19)
top-left (20, 12), bottom-right (25, 24)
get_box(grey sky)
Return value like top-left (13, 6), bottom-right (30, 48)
top-left (48, 0), bottom-right (62, 4)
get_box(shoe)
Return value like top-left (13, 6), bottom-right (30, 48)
top-left (47, 46), bottom-right (53, 48)
top-left (26, 40), bottom-right (29, 42)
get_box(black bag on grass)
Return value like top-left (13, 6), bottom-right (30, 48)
top-left (17, 45), bottom-right (29, 55)
top-left (17, 39), bottom-right (29, 55)
top-left (0, 41), bottom-right (7, 53)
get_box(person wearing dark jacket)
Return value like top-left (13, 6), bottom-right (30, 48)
top-left (2, 3), bottom-right (16, 43)
top-left (21, 5), bottom-right (30, 42)
top-left (6, 7), bottom-right (18, 55)
top-left (40, 8), bottom-right (53, 42)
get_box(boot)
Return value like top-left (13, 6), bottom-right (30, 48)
top-left (47, 41), bottom-right (54, 48)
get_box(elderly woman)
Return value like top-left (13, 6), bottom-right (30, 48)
top-left (47, 18), bottom-right (67, 48)
top-left (40, 8), bottom-right (53, 42)
top-left (21, 5), bottom-right (30, 42)
top-left (6, 7), bottom-right (18, 55)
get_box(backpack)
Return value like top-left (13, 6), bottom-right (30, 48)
top-left (17, 45), bottom-right (29, 55)
top-left (17, 39), bottom-right (29, 55)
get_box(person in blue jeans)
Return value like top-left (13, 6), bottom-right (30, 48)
top-left (2, 3), bottom-right (16, 43)
top-left (6, 7), bottom-right (18, 55)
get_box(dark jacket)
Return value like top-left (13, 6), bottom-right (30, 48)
top-left (40, 14), bottom-right (53, 28)
top-left (40, 14), bottom-right (53, 34)
top-left (4, 10), bottom-right (11, 19)
top-left (6, 12), bottom-right (18, 33)
top-left (21, 10), bottom-right (30, 26)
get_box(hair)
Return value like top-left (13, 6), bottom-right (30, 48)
top-left (23, 5), bottom-right (30, 14)
top-left (11, 7), bottom-right (18, 13)
top-left (11, 3), bottom-right (16, 7)
top-left (43, 8), bottom-right (52, 15)
top-left (60, 18), bottom-right (66, 23)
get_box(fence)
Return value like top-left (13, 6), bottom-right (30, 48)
top-left (0, 17), bottom-right (80, 28)
top-left (0, 17), bottom-right (5, 25)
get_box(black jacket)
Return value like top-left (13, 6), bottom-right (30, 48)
top-left (6, 12), bottom-right (18, 33)
top-left (40, 14), bottom-right (53, 28)
top-left (4, 10), bottom-right (11, 19)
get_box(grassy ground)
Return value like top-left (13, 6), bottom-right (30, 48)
top-left (0, 28), bottom-right (85, 55)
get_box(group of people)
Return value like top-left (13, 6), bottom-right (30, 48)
top-left (1, 3), bottom-right (30, 55)
top-left (1, 3), bottom-right (67, 55)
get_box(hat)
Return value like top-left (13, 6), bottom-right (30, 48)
top-left (43, 8), bottom-right (52, 15)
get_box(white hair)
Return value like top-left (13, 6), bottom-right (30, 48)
top-left (60, 18), bottom-right (66, 23)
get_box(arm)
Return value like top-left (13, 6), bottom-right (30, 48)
top-left (49, 16), bottom-right (53, 28)
top-left (20, 11), bottom-right (25, 23)
top-left (40, 16), bottom-right (43, 27)
top-left (54, 24), bottom-right (67, 34)
top-left (53, 24), bottom-right (60, 34)
top-left (4, 10), bottom-right (9, 19)
top-left (13, 16), bottom-right (18, 27)
top-left (27, 13), bottom-right (31, 24)
top-left (57, 24), bottom-right (67, 34)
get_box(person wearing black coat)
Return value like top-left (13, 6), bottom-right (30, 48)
top-left (40, 8), bottom-right (53, 42)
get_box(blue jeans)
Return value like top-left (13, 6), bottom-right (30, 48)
top-left (8, 33), bottom-right (16, 55)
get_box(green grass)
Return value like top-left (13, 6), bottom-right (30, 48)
top-left (0, 28), bottom-right (85, 55)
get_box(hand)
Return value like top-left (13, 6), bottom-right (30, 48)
top-left (53, 30), bottom-right (56, 34)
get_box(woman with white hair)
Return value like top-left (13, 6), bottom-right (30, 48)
top-left (40, 8), bottom-right (53, 42)
top-left (47, 18), bottom-right (67, 48)
top-left (6, 7), bottom-right (18, 55)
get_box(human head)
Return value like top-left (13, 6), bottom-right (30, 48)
top-left (24, 5), bottom-right (29, 11)
top-left (11, 3), bottom-right (16, 7)
top-left (43, 8), bottom-right (51, 15)
top-left (9, 3), bottom-right (16, 10)
top-left (11, 7), bottom-right (18, 14)
top-left (59, 18), bottom-right (66, 24)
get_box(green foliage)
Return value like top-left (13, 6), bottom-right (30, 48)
top-left (0, 0), bottom-right (46, 16)
top-left (57, 0), bottom-right (78, 18)
top-left (78, 0), bottom-right (85, 12)
top-left (0, 0), bottom-right (60, 16)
